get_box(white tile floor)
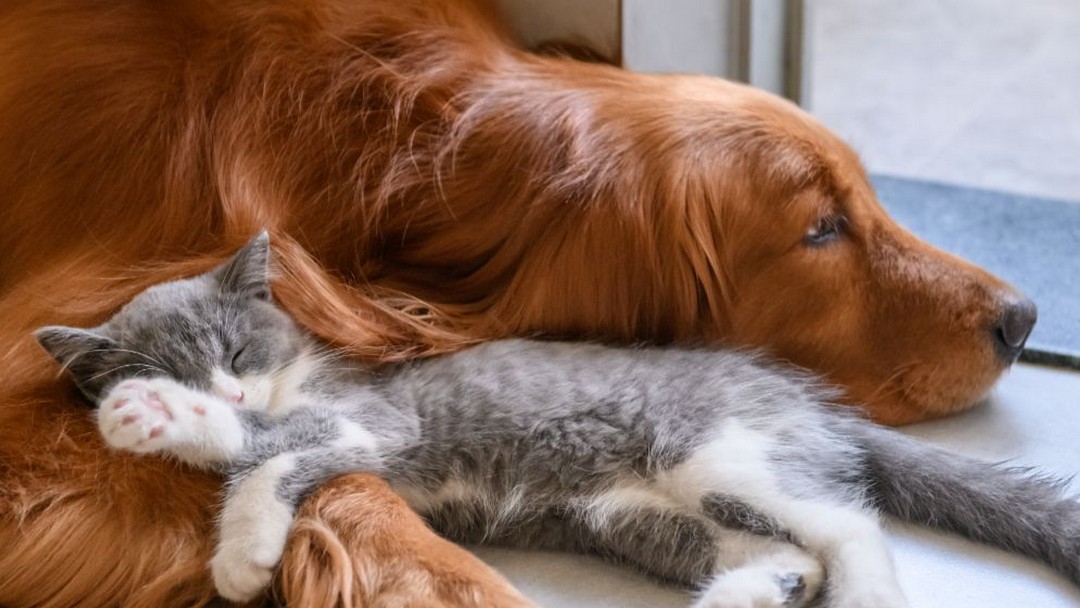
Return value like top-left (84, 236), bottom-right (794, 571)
top-left (810, 0), bottom-right (1080, 202)
top-left (478, 363), bottom-right (1080, 607)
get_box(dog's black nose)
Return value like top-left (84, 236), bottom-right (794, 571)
top-left (994, 296), bottom-right (1037, 363)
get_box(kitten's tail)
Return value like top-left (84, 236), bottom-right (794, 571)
top-left (855, 423), bottom-right (1080, 584)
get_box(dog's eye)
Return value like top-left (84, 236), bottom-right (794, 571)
top-left (804, 215), bottom-right (847, 247)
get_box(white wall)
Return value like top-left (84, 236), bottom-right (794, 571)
top-left (494, 0), bottom-right (621, 61)
top-left (493, 0), bottom-right (805, 101)
top-left (622, 0), bottom-right (741, 77)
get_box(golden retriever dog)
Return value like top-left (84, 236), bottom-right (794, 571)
top-left (0, 0), bottom-right (1036, 606)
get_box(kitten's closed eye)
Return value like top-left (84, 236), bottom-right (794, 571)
top-left (231, 346), bottom-right (249, 374)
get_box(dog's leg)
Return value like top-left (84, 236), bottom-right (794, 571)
top-left (278, 474), bottom-right (536, 608)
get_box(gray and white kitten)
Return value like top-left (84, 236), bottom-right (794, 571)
top-left (36, 234), bottom-right (1080, 608)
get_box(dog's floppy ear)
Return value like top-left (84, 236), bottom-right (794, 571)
top-left (213, 231), bottom-right (272, 300)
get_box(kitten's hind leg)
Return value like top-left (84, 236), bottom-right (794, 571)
top-left (694, 534), bottom-right (824, 608)
top-left (672, 424), bottom-right (908, 608)
top-left (706, 491), bottom-right (906, 607)
top-left (573, 494), bottom-right (823, 607)
top-left (767, 502), bottom-right (904, 608)
top-left (97, 377), bottom-right (245, 467)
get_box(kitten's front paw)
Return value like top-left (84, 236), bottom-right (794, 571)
top-left (211, 548), bottom-right (275, 603)
top-left (97, 378), bottom-right (242, 461)
top-left (98, 379), bottom-right (183, 452)
top-left (211, 455), bottom-right (298, 602)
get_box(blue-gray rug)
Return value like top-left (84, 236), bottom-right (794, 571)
top-left (873, 175), bottom-right (1080, 369)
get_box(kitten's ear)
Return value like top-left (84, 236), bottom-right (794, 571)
top-left (35, 326), bottom-right (115, 371)
top-left (214, 231), bottom-right (272, 300)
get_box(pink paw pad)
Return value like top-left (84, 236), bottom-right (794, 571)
top-left (144, 392), bottom-right (175, 420)
top-left (193, 405), bottom-right (207, 416)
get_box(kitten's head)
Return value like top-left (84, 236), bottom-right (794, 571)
top-left (36, 232), bottom-right (308, 408)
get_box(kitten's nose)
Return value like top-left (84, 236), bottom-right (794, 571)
top-left (211, 384), bottom-right (244, 403)
top-left (211, 370), bottom-right (246, 404)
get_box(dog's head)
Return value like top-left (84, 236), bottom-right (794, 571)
top-left (242, 55), bottom-right (1033, 426)
top-left (657, 77), bottom-right (1035, 424)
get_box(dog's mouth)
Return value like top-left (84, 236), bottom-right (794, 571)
top-left (877, 362), bottom-right (1004, 424)
top-left (802, 290), bottom-right (1037, 426)
top-left (861, 307), bottom-right (1038, 426)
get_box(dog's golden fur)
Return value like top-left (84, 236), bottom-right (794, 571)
top-left (0, 0), bottom-right (1026, 605)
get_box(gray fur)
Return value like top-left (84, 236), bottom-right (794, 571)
top-left (36, 236), bottom-right (1080, 603)
top-left (777, 573), bottom-right (807, 605)
top-left (702, 493), bottom-right (787, 538)
top-left (856, 424), bottom-right (1080, 583)
top-left (37, 234), bottom-right (305, 402)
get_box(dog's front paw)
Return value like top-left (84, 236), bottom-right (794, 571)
top-left (277, 474), bottom-right (538, 607)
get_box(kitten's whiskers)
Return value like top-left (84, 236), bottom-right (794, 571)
top-left (85, 362), bottom-right (166, 384)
